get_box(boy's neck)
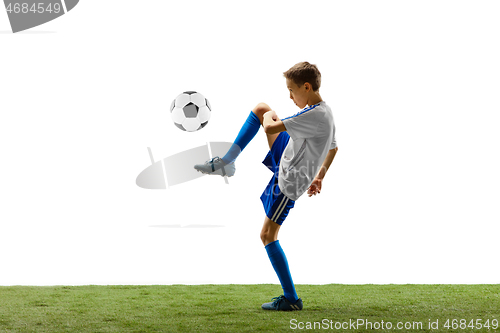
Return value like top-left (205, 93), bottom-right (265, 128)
top-left (307, 92), bottom-right (323, 106)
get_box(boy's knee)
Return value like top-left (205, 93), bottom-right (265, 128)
top-left (260, 229), bottom-right (276, 246)
top-left (252, 103), bottom-right (271, 119)
top-left (260, 229), bottom-right (270, 245)
top-left (260, 230), bottom-right (267, 244)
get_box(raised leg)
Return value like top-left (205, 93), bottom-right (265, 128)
top-left (252, 103), bottom-right (280, 151)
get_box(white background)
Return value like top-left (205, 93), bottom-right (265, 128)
top-left (1, 1), bottom-right (499, 286)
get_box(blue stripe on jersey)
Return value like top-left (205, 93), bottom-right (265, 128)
top-left (281, 102), bottom-right (321, 121)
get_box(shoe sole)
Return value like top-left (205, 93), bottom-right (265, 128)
top-left (194, 166), bottom-right (235, 177)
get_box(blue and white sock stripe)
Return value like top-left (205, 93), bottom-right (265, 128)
top-left (281, 103), bottom-right (321, 121)
top-left (271, 194), bottom-right (290, 222)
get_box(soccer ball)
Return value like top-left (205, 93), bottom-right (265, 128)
top-left (170, 91), bottom-right (211, 132)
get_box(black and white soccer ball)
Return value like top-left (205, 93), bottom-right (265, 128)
top-left (170, 91), bottom-right (211, 132)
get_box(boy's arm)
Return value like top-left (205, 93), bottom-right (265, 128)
top-left (307, 147), bottom-right (338, 197)
top-left (263, 110), bottom-right (286, 134)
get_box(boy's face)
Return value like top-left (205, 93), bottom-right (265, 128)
top-left (286, 78), bottom-right (309, 109)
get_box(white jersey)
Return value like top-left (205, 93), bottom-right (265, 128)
top-left (280, 101), bottom-right (336, 201)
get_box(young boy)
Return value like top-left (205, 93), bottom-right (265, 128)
top-left (194, 62), bottom-right (338, 311)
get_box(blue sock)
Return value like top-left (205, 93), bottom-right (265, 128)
top-left (221, 111), bottom-right (261, 164)
top-left (265, 240), bottom-right (299, 303)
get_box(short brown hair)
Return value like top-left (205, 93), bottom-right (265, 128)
top-left (283, 62), bottom-right (321, 91)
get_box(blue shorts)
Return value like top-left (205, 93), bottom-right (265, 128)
top-left (260, 132), bottom-right (295, 225)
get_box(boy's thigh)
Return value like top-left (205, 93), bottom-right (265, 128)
top-left (266, 132), bottom-right (280, 151)
top-left (252, 103), bottom-right (280, 150)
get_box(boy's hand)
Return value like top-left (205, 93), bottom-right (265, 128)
top-left (263, 110), bottom-right (286, 134)
top-left (264, 110), bottom-right (278, 121)
top-left (307, 178), bottom-right (322, 197)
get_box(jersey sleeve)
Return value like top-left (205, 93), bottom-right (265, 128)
top-left (330, 139), bottom-right (337, 150)
top-left (282, 110), bottom-right (320, 141)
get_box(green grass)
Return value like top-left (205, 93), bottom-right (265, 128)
top-left (0, 285), bottom-right (498, 332)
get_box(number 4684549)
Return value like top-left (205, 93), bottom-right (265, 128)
top-left (6, 3), bottom-right (62, 14)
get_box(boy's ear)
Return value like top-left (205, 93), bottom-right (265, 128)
top-left (304, 82), bottom-right (312, 91)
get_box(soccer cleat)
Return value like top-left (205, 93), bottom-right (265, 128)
top-left (194, 156), bottom-right (235, 177)
top-left (261, 295), bottom-right (303, 311)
